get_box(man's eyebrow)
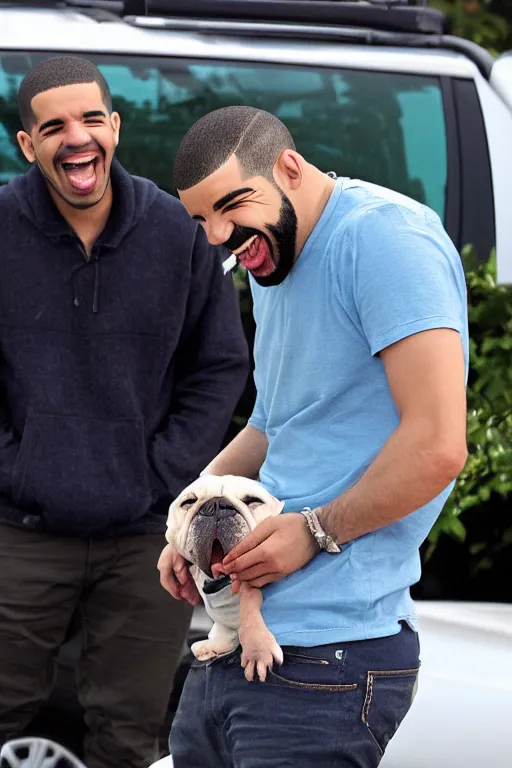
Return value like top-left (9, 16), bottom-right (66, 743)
top-left (213, 187), bottom-right (254, 211)
top-left (38, 111), bottom-right (106, 134)
top-left (39, 118), bottom-right (64, 133)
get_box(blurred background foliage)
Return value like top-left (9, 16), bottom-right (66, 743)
top-left (414, 248), bottom-right (512, 602)
top-left (432, 0), bottom-right (512, 54)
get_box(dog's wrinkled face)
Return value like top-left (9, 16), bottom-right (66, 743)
top-left (166, 475), bottom-right (284, 577)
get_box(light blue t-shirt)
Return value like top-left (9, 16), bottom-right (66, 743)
top-left (248, 177), bottom-right (469, 647)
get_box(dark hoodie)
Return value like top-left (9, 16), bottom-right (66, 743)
top-left (0, 160), bottom-right (249, 537)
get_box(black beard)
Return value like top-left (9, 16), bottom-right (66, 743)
top-left (224, 192), bottom-right (298, 288)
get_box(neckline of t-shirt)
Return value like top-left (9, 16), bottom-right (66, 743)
top-left (295, 177), bottom-right (348, 269)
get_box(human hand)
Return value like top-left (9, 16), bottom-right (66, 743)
top-left (222, 513), bottom-right (318, 593)
top-left (157, 543), bottom-right (201, 606)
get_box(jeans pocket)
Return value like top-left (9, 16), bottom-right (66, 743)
top-left (361, 668), bottom-right (419, 754)
top-left (267, 651), bottom-right (357, 692)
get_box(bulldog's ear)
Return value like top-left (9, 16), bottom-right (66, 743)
top-left (250, 499), bottom-right (285, 524)
top-left (165, 491), bottom-right (198, 545)
top-left (165, 506), bottom-right (180, 545)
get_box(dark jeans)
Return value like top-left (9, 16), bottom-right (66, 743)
top-left (0, 520), bottom-right (192, 768)
top-left (170, 623), bottom-right (420, 767)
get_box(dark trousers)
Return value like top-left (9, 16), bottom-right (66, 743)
top-left (170, 623), bottom-right (420, 767)
top-left (0, 520), bottom-right (192, 768)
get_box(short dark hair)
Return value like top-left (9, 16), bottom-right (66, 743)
top-left (17, 55), bottom-right (112, 132)
top-left (173, 106), bottom-right (296, 190)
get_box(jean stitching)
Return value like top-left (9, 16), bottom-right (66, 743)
top-left (267, 669), bottom-right (357, 692)
top-left (361, 667), bottom-right (419, 757)
top-left (362, 672), bottom-right (374, 725)
top-left (368, 668), bottom-right (419, 678)
top-left (361, 668), bottom-right (419, 725)
top-left (283, 654), bottom-right (330, 666)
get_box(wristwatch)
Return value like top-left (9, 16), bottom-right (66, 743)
top-left (299, 507), bottom-right (340, 554)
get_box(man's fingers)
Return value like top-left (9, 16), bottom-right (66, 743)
top-left (157, 545), bottom-right (198, 603)
top-left (175, 561), bottom-right (192, 587)
top-left (246, 574), bottom-right (280, 588)
top-left (181, 580), bottom-right (202, 606)
top-left (232, 572), bottom-right (279, 592)
top-left (159, 569), bottom-right (181, 599)
top-left (225, 545), bottom-right (267, 576)
top-left (223, 521), bottom-right (273, 565)
top-left (230, 562), bottom-right (269, 582)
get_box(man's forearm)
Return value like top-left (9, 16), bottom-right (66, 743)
top-left (201, 425), bottom-right (268, 479)
top-left (317, 423), bottom-right (467, 545)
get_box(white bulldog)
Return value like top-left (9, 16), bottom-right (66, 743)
top-left (166, 475), bottom-right (285, 681)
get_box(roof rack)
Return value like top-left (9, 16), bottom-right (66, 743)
top-left (0, 0), bottom-right (123, 8)
top-left (124, 0), bottom-right (450, 36)
top-left (1, 0), bottom-right (494, 79)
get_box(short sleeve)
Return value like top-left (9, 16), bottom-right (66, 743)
top-left (344, 204), bottom-right (467, 356)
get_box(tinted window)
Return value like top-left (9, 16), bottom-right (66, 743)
top-left (0, 52), bottom-right (447, 218)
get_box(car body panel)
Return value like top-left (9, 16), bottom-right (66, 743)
top-left (2, 6), bottom-right (510, 282)
top-left (474, 70), bottom-right (512, 284)
top-left (382, 601), bottom-right (512, 767)
top-left (0, 7), bottom-right (482, 79)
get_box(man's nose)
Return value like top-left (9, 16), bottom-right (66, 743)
top-left (205, 220), bottom-right (234, 247)
top-left (64, 121), bottom-right (92, 147)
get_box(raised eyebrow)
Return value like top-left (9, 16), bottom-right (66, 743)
top-left (39, 118), bottom-right (63, 133)
top-left (213, 187), bottom-right (254, 212)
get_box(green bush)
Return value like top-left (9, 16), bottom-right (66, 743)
top-left (427, 247), bottom-right (512, 564)
top-left (432, 0), bottom-right (512, 54)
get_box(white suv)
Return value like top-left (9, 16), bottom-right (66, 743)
top-left (1, 0), bottom-right (511, 282)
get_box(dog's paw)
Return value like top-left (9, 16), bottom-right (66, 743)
top-left (191, 638), bottom-right (234, 661)
top-left (239, 625), bottom-right (284, 683)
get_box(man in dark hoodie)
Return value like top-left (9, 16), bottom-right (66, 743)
top-left (0, 56), bottom-right (249, 768)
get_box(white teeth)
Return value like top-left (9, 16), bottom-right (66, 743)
top-left (62, 155), bottom-right (96, 167)
top-left (233, 234), bottom-right (258, 256)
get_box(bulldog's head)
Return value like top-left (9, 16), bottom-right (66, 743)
top-left (166, 475), bottom-right (284, 577)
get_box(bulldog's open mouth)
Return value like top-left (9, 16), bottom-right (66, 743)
top-left (184, 496), bottom-right (253, 578)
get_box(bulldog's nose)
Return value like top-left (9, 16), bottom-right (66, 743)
top-left (198, 497), bottom-right (236, 518)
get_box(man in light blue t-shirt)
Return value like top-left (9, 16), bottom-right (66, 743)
top-left (159, 106), bottom-right (468, 767)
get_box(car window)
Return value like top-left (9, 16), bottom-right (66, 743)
top-left (0, 51), bottom-right (447, 218)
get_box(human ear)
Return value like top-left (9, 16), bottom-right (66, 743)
top-left (274, 149), bottom-right (303, 191)
top-left (110, 112), bottom-right (121, 146)
top-left (17, 130), bottom-right (36, 163)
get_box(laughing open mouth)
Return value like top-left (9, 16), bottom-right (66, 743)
top-left (60, 154), bottom-right (99, 195)
top-left (233, 234), bottom-right (275, 277)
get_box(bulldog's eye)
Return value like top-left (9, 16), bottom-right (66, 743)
top-left (181, 497), bottom-right (197, 508)
top-left (242, 496), bottom-right (264, 506)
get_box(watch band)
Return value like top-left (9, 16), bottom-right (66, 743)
top-left (299, 507), bottom-right (341, 554)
